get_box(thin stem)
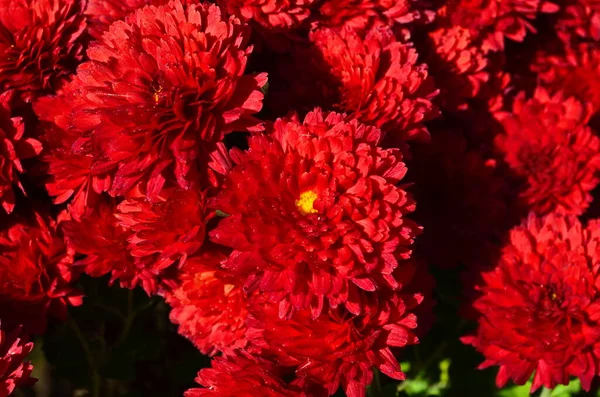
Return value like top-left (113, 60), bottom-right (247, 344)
top-left (70, 320), bottom-right (100, 397)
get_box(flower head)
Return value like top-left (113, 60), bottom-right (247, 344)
top-left (440, 0), bottom-right (559, 51)
top-left (463, 213), bottom-right (600, 392)
top-left (216, 0), bottom-right (315, 30)
top-left (35, 0), bottom-right (267, 212)
top-left (185, 352), bottom-right (305, 397)
top-left (310, 26), bottom-right (437, 141)
top-left (210, 109), bottom-right (420, 317)
top-left (164, 247), bottom-right (249, 356)
top-left (0, 0), bottom-right (87, 101)
top-left (495, 87), bottom-right (600, 215)
top-left (0, 324), bottom-right (35, 396)
top-left (0, 91), bottom-right (42, 213)
top-left (246, 291), bottom-right (420, 397)
top-left (0, 212), bottom-right (81, 334)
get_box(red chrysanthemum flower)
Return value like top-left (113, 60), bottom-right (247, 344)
top-left (439, 0), bottom-right (559, 51)
top-left (0, 0), bottom-right (86, 101)
top-left (62, 186), bottom-right (206, 294)
top-left (533, 43), bottom-right (600, 114)
top-left (164, 247), bottom-right (248, 356)
top-left (0, 324), bottom-right (35, 397)
top-left (246, 292), bottom-right (421, 397)
top-left (185, 352), bottom-right (305, 397)
top-left (462, 213), bottom-right (600, 392)
top-left (426, 26), bottom-right (510, 112)
top-left (35, 0), bottom-right (267, 214)
top-left (216, 0), bottom-right (315, 30)
top-left (411, 129), bottom-right (513, 269)
top-left (495, 87), bottom-right (600, 215)
top-left (85, 0), bottom-right (153, 40)
top-left (0, 91), bottom-right (42, 213)
top-left (309, 26), bottom-right (437, 141)
top-left (313, 0), bottom-right (434, 32)
top-left (554, 0), bottom-right (600, 42)
top-left (210, 109), bottom-right (420, 317)
top-left (0, 212), bottom-right (82, 334)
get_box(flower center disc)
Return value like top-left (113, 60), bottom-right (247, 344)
top-left (296, 191), bottom-right (319, 215)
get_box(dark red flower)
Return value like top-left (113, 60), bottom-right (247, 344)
top-left (495, 87), bottom-right (600, 215)
top-left (463, 213), bottom-right (600, 392)
top-left (210, 109), bottom-right (420, 317)
top-left (164, 247), bottom-right (249, 356)
top-left (35, 0), bottom-right (267, 215)
top-left (246, 291), bottom-right (420, 397)
top-left (0, 212), bottom-right (82, 334)
top-left (411, 129), bottom-right (512, 269)
top-left (62, 186), bottom-right (205, 294)
top-left (426, 26), bottom-right (510, 112)
top-left (439, 0), bottom-right (559, 51)
top-left (216, 0), bottom-right (315, 30)
top-left (185, 352), bottom-right (305, 397)
top-left (314, 0), bottom-right (434, 32)
top-left (533, 42), bottom-right (600, 114)
top-left (84, 0), bottom-right (153, 40)
top-left (0, 324), bottom-right (35, 397)
top-left (309, 26), bottom-right (438, 141)
top-left (0, 91), bottom-right (42, 213)
top-left (554, 0), bottom-right (600, 43)
top-left (0, 0), bottom-right (87, 101)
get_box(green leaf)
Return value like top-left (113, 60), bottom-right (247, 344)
top-left (498, 381), bottom-right (531, 397)
top-left (550, 379), bottom-right (581, 397)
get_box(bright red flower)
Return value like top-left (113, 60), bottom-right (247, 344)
top-left (314, 0), bottom-right (434, 32)
top-left (463, 213), bottom-right (600, 392)
top-left (439, 0), bottom-right (559, 51)
top-left (185, 352), bottom-right (305, 397)
top-left (0, 212), bottom-right (82, 335)
top-left (495, 87), bottom-right (600, 215)
top-left (35, 0), bottom-right (267, 214)
top-left (246, 292), bottom-right (420, 397)
top-left (309, 26), bottom-right (438, 141)
top-left (210, 109), bottom-right (420, 317)
top-left (0, 325), bottom-right (35, 397)
top-left (216, 0), bottom-right (315, 30)
top-left (426, 26), bottom-right (510, 112)
top-left (115, 186), bottom-right (206, 271)
top-left (85, 0), bottom-right (153, 40)
top-left (164, 247), bottom-right (248, 356)
top-left (0, 0), bottom-right (86, 102)
top-left (0, 91), bottom-right (42, 213)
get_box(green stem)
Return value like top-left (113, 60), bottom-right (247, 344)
top-left (70, 320), bottom-right (100, 397)
top-left (115, 290), bottom-right (135, 347)
top-left (539, 388), bottom-right (552, 397)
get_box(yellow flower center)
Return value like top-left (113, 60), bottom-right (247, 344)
top-left (295, 190), bottom-right (318, 215)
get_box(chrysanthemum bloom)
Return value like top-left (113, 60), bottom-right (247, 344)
top-left (62, 188), bottom-right (205, 294)
top-left (0, 0), bottom-right (86, 101)
top-left (426, 26), bottom-right (510, 112)
top-left (411, 129), bottom-right (512, 269)
top-left (314, 0), bottom-right (434, 32)
top-left (85, 0), bottom-right (155, 40)
top-left (164, 247), bottom-right (248, 355)
top-left (554, 0), bottom-right (600, 42)
top-left (0, 91), bottom-right (42, 213)
top-left (463, 213), bottom-right (600, 392)
top-left (0, 213), bottom-right (82, 334)
top-left (185, 352), bottom-right (305, 397)
top-left (115, 186), bottom-right (206, 271)
top-left (439, 0), bottom-right (559, 51)
top-left (309, 26), bottom-right (438, 141)
top-left (210, 109), bottom-right (420, 317)
top-left (35, 0), bottom-right (267, 211)
top-left (0, 324), bottom-right (35, 397)
top-left (216, 0), bottom-right (315, 30)
top-left (246, 293), bottom-right (420, 397)
top-left (495, 87), bottom-right (600, 215)
top-left (533, 43), bottom-right (600, 114)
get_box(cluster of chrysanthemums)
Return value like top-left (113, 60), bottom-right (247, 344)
top-left (1, 0), bottom-right (600, 395)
